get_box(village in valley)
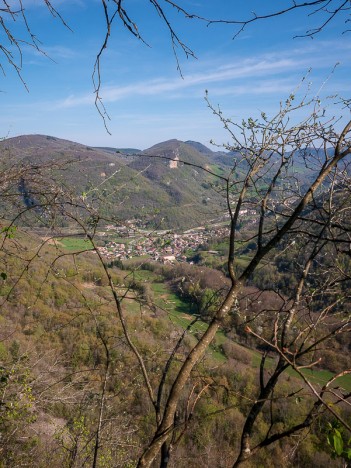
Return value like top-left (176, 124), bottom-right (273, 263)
top-left (97, 223), bottom-right (232, 264)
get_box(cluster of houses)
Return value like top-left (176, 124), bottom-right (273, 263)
top-left (97, 225), bottom-right (230, 264)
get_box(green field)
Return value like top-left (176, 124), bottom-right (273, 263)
top-left (251, 343), bottom-right (351, 391)
top-left (294, 368), bottom-right (351, 392)
top-left (59, 237), bottom-right (94, 251)
top-left (109, 236), bottom-right (134, 244)
top-left (122, 255), bottom-right (151, 267)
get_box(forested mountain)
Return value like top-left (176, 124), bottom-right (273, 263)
top-left (1, 134), bottom-right (325, 231)
top-left (0, 135), bottom-right (228, 229)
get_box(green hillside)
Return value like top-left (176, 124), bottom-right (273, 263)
top-left (0, 226), bottom-right (348, 467)
top-left (0, 135), bottom-right (227, 230)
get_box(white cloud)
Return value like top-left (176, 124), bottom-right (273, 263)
top-left (57, 53), bottom-right (308, 108)
top-left (55, 38), bottom-right (351, 109)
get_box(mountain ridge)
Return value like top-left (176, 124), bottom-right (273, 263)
top-left (0, 134), bottom-right (227, 229)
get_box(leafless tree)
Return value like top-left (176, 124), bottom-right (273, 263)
top-left (130, 91), bottom-right (351, 466)
top-left (0, 89), bottom-right (350, 466)
top-left (1, 2), bottom-right (351, 466)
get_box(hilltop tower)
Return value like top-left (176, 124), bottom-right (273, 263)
top-left (169, 148), bottom-right (179, 169)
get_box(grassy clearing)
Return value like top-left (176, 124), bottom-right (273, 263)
top-left (122, 269), bottom-right (159, 283)
top-left (148, 280), bottom-right (226, 360)
top-left (122, 255), bottom-right (150, 267)
top-left (294, 368), bottom-right (351, 392)
top-left (59, 237), bottom-right (93, 251)
top-left (253, 350), bottom-right (351, 392)
top-left (110, 237), bottom-right (134, 244)
top-left (152, 283), bottom-right (196, 316)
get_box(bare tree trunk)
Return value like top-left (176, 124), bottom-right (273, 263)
top-left (160, 442), bottom-right (170, 468)
top-left (233, 361), bottom-right (286, 466)
top-left (137, 286), bottom-right (239, 467)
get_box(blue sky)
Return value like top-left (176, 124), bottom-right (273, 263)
top-left (1, 0), bottom-right (350, 149)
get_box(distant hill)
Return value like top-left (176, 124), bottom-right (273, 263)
top-left (3, 135), bottom-right (327, 230)
top-left (123, 139), bottom-right (228, 227)
top-left (0, 135), bottom-right (227, 230)
top-left (184, 140), bottom-right (214, 155)
top-left (184, 140), bottom-right (237, 168)
top-left (95, 146), bottom-right (142, 155)
top-left (0, 134), bottom-right (346, 231)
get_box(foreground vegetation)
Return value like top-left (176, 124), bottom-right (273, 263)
top-left (0, 223), bottom-right (350, 467)
top-left (0, 91), bottom-right (351, 467)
